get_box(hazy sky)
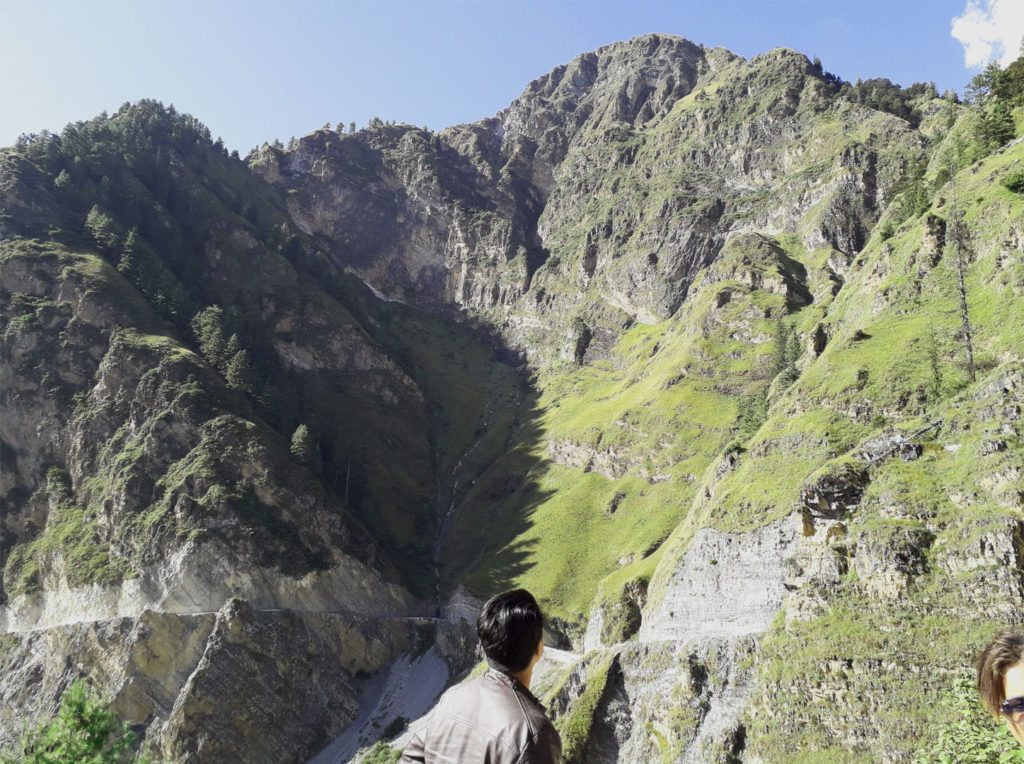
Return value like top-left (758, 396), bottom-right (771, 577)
top-left (2, 0), bottom-right (1022, 153)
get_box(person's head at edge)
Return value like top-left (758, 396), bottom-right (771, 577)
top-left (978, 630), bottom-right (1024, 745)
top-left (477, 589), bottom-right (545, 689)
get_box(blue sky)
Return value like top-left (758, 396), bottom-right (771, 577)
top-left (1, 0), bottom-right (1021, 154)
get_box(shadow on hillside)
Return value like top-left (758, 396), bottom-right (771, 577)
top-left (299, 267), bottom-right (557, 604)
top-left (432, 358), bottom-right (555, 600)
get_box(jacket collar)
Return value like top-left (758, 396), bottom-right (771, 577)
top-left (484, 663), bottom-right (547, 711)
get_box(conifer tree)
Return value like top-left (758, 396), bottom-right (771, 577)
top-left (5, 679), bottom-right (149, 763)
top-left (190, 306), bottom-right (227, 369)
top-left (53, 168), bottom-right (71, 191)
top-left (85, 205), bottom-right (119, 252)
top-left (290, 424), bottom-right (316, 467)
top-left (225, 349), bottom-right (256, 393)
top-left (224, 333), bottom-right (242, 362)
top-left (117, 230), bottom-right (140, 277)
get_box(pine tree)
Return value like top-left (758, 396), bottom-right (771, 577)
top-left (7, 679), bottom-right (149, 763)
top-left (965, 61), bottom-right (1002, 104)
top-left (190, 306), bottom-right (226, 369)
top-left (898, 158), bottom-right (931, 220)
top-left (770, 319), bottom-right (802, 390)
top-left (117, 230), bottom-right (138, 277)
top-left (290, 424), bottom-right (316, 467)
top-left (223, 333), bottom-right (242, 364)
top-left (85, 205), bottom-right (120, 253)
top-left (53, 168), bottom-right (71, 191)
top-left (225, 349), bottom-right (256, 393)
top-left (987, 101), bottom-right (1016, 146)
top-left (737, 389), bottom-right (769, 437)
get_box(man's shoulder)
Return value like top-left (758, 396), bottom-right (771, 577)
top-left (435, 672), bottom-right (490, 706)
top-left (485, 671), bottom-right (554, 732)
top-left (417, 671), bottom-right (561, 763)
top-left (436, 670), bottom-right (552, 731)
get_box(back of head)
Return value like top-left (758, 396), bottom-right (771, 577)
top-left (978, 630), bottom-right (1024, 715)
top-left (477, 589), bottom-right (544, 673)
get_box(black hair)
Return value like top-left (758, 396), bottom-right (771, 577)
top-left (477, 589), bottom-right (544, 673)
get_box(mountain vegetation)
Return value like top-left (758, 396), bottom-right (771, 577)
top-left (2, 680), bottom-right (148, 764)
top-left (2, 33), bottom-right (1023, 763)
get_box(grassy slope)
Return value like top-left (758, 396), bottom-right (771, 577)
top-left (741, 137), bottom-right (1024, 759)
top-left (446, 233), bottom-right (818, 623)
top-left (447, 51), bottom-right (924, 626)
top-left (500, 111), bottom-right (1021, 759)
top-left (435, 80), bottom-right (1021, 759)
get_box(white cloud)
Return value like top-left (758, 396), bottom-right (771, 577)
top-left (952, 0), bottom-right (1024, 68)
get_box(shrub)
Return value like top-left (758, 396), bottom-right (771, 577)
top-left (2, 679), bottom-right (148, 763)
top-left (1003, 172), bottom-right (1024, 194)
top-left (360, 742), bottom-right (401, 764)
top-left (912, 675), bottom-right (1024, 763)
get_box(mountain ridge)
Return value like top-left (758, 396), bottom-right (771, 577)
top-left (1, 34), bottom-right (1023, 762)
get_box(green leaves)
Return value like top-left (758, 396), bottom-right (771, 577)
top-left (913, 675), bottom-right (1024, 764)
top-left (2, 680), bottom-right (147, 764)
top-left (84, 206), bottom-right (120, 253)
top-left (290, 424), bottom-right (316, 467)
top-left (1002, 172), bottom-right (1024, 194)
top-left (190, 305), bottom-right (226, 369)
top-left (973, 103), bottom-right (1017, 152)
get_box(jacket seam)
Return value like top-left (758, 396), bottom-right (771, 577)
top-left (507, 681), bottom-right (540, 737)
top-left (433, 710), bottom-right (520, 754)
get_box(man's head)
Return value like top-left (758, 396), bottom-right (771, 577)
top-left (477, 589), bottom-right (544, 673)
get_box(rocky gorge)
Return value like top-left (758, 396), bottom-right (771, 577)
top-left (2, 33), bottom-right (1024, 763)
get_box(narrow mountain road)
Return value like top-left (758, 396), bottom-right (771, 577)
top-left (2, 606), bottom-right (441, 635)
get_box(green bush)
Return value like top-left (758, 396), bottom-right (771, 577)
top-left (360, 741), bottom-right (402, 764)
top-left (1003, 172), bottom-right (1024, 194)
top-left (913, 675), bottom-right (1024, 763)
top-left (1, 680), bottom-right (148, 763)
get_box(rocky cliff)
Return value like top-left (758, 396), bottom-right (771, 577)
top-left (2, 34), bottom-right (1023, 763)
top-left (0, 104), bottom-right (487, 762)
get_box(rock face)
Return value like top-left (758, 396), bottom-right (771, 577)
top-left (640, 515), bottom-right (802, 643)
top-left (3, 35), bottom-right (1024, 764)
top-left (257, 35), bottom-right (921, 365)
top-left (0, 600), bottom-right (416, 764)
top-left (0, 104), bottom-right (432, 761)
top-left (0, 242), bottom-right (415, 633)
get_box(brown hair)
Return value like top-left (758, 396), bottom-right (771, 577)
top-left (978, 631), bottom-right (1024, 716)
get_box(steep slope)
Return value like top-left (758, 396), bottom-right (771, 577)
top-left (735, 135), bottom-right (1024, 761)
top-left (0, 104), bottom-right (421, 618)
top-left (262, 36), bottom-right (931, 637)
top-left (0, 102), bottom-right (514, 761)
top-left (286, 36), bottom-right (1020, 763)
top-left (2, 34), bottom-right (1022, 764)
top-left (258, 35), bottom-right (937, 626)
top-left (522, 99), bottom-right (1024, 764)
